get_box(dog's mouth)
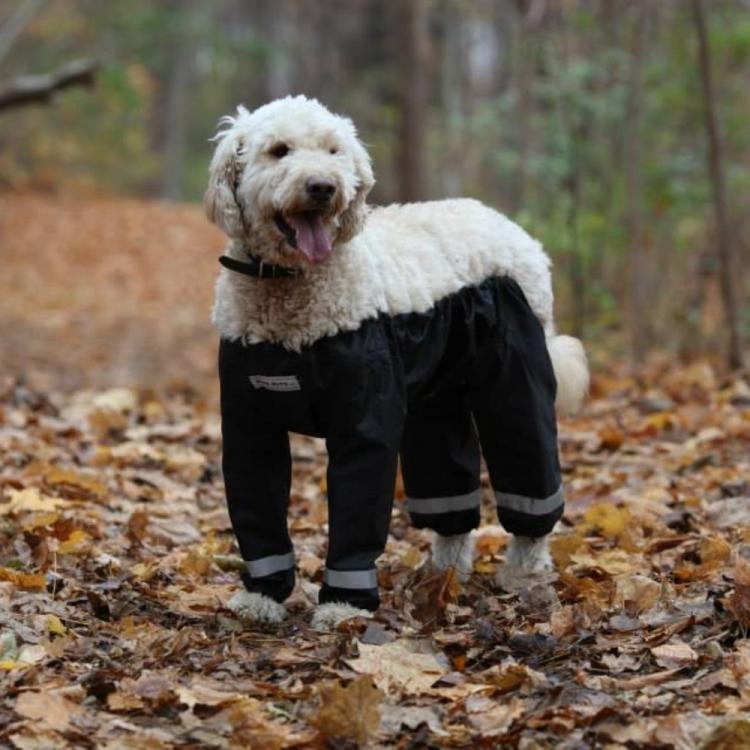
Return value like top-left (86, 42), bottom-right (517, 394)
top-left (274, 211), bottom-right (333, 264)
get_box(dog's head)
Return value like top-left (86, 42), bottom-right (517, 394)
top-left (205, 96), bottom-right (374, 265)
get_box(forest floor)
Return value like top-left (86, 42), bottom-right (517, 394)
top-left (1, 194), bottom-right (750, 749)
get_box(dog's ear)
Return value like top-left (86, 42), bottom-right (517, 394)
top-left (204, 130), bottom-right (247, 238)
top-left (337, 136), bottom-right (374, 243)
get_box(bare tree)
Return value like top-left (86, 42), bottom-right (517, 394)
top-left (625, 1), bottom-right (652, 363)
top-left (510, 0), bottom-right (546, 213)
top-left (0, 1), bottom-right (99, 115)
top-left (159, 1), bottom-right (199, 201)
top-left (0, 0), bottom-right (48, 67)
top-left (555, 12), bottom-right (586, 338)
top-left (692, 0), bottom-right (743, 368)
top-left (396, 0), bottom-right (429, 202)
top-left (264, 0), bottom-right (296, 100)
top-left (437, 0), bottom-right (465, 197)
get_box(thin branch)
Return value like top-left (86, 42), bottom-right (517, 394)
top-left (0, 58), bottom-right (99, 113)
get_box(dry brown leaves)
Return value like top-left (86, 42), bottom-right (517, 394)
top-left (1, 196), bottom-right (750, 748)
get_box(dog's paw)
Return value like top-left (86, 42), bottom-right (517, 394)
top-left (227, 591), bottom-right (286, 624)
top-left (496, 535), bottom-right (554, 592)
top-left (432, 532), bottom-right (475, 582)
top-left (311, 603), bottom-right (372, 632)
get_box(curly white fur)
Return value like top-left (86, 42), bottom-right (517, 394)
top-left (432, 532), bottom-right (475, 582)
top-left (547, 335), bottom-right (589, 415)
top-left (227, 591), bottom-right (286, 624)
top-left (496, 536), bottom-right (554, 591)
top-left (205, 96), bottom-right (588, 415)
top-left (209, 97), bottom-right (584, 621)
top-left (311, 603), bottom-right (372, 632)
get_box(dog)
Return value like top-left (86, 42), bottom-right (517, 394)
top-left (205, 96), bottom-right (589, 630)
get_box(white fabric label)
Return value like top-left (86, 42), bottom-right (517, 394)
top-left (249, 375), bottom-right (301, 392)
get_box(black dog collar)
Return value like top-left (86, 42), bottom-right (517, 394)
top-left (219, 254), bottom-right (300, 279)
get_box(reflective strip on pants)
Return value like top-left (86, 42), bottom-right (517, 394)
top-left (494, 485), bottom-right (564, 516)
top-left (324, 568), bottom-right (378, 589)
top-left (406, 488), bottom-right (481, 516)
top-left (246, 551), bottom-right (295, 578)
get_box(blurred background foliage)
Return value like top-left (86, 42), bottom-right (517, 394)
top-left (0, 0), bottom-right (748, 362)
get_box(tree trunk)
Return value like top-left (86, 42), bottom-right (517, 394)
top-left (439, 0), bottom-right (464, 197)
top-left (396, 0), bottom-right (428, 203)
top-left (692, 0), bottom-right (743, 368)
top-left (0, 0), bottom-right (48, 67)
top-left (625, 1), bottom-right (651, 363)
top-left (567, 164), bottom-right (585, 339)
top-left (160, 3), bottom-right (197, 201)
top-left (266, 0), bottom-right (299, 100)
top-left (512, 28), bottom-right (537, 214)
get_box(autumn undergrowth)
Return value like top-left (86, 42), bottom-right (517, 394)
top-left (1, 196), bottom-right (750, 748)
top-left (1, 359), bottom-right (749, 749)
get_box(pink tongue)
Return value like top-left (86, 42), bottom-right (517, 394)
top-left (286, 214), bottom-right (332, 263)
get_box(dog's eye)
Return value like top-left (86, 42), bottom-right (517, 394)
top-left (269, 143), bottom-right (290, 158)
top-left (329, 147), bottom-right (338, 155)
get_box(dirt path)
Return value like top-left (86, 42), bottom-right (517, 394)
top-left (0, 193), bottom-right (223, 393)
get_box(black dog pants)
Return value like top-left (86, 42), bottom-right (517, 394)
top-left (220, 320), bottom-right (404, 611)
top-left (219, 276), bottom-right (563, 612)
top-left (402, 276), bottom-right (563, 539)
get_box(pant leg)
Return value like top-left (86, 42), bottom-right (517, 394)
top-left (317, 339), bottom-right (406, 612)
top-left (220, 341), bottom-right (295, 603)
top-left (400, 392), bottom-right (482, 536)
top-left (321, 428), bottom-right (401, 611)
top-left (468, 279), bottom-right (564, 538)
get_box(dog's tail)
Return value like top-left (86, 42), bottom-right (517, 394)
top-left (546, 335), bottom-right (589, 416)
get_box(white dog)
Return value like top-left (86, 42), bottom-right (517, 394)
top-left (205, 96), bottom-right (588, 630)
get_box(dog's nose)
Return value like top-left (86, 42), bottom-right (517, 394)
top-left (306, 178), bottom-right (336, 202)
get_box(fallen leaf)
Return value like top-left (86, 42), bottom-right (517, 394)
top-left (578, 502), bottom-right (633, 539)
top-left (615, 574), bottom-right (661, 614)
top-left (651, 642), bottom-right (698, 669)
top-left (730, 557), bottom-right (750, 630)
top-left (44, 467), bottom-right (107, 501)
top-left (479, 659), bottom-right (549, 694)
top-left (674, 537), bottom-right (732, 582)
top-left (312, 676), bottom-right (382, 746)
top-left (465, 695), bottom-right (525, 737)
top-left (4, 487), bottom-right (69, 513)
top-left (549, 533), bottom-right (587, 568)
top-left (106, 691), bottom-right (145, 712)
top-left (175, 679), bottom-right (245, 711)
top-left (57, 529), bottom-right (90, 555)
top-left (570, 548), bottom-right (645, 577)
top-left (410, 567), bottom-right (461, 629)
top-left (615, 668), bottom-right (684, 690)
top-left (475, 526), bottom-right (507, 556)
top-left (598, 425), bottom-right (625, 450)
top-left (380, 704), bottom-right (447, 736)
top-left (92, 387), bottom-right (138, 413)
top-left (21, 511), bottom-right (59, 531)
top-left (15, 691), bottom-right (82, 731)
top-left (46, 614), bottom-right (66, 636)
top-left (346, 640), bottom-right (446, 694)
top-left (550, 605), bottom-right (577, 638)
top-left (700, 719), bottom-right (750, 749)
top-left (0, 568), bottom-right (45, 590)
